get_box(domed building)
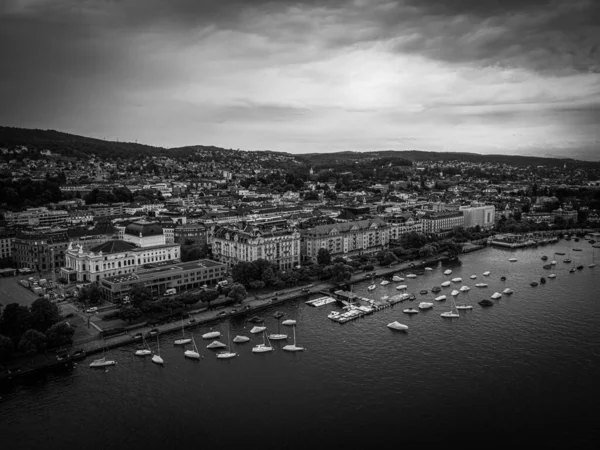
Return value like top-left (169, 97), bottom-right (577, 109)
top-left (62, 220), bottom-right (180, 283)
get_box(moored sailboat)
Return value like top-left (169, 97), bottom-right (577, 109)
top-left (184, 334), bottom-right (201, 360)
top-left (282, 325), bottom-right (305, 352)
top-left (216, 330), bottom-right (237, 359)
top-left (174, 318), bottom-right (192, 345)
top-left (151, 335), bottom-right (164, 365)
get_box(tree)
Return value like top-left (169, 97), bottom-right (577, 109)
top-left (326, 263), bottom-right (353, 283)
top-left (227, 283), bottom-right (248, 304)
top-left (317, 248), bottom-right (331, 265)
top-left (0, 303), bottom-right (32, 341)
top-left (231, 261), bottom-right (259, 287)
top-left (380, 251), bottom-right (398, 266)
top-left (30, 298), bottom-right (61, 332)
top-left (261, 267), bottom-right (278, 287)
top-left (119, 307), bottom-right (143, 324)
top-left (129, 284), bottom-right (152, 308)
top-left (18, 329), bottom-right (47, 355)
top-left (0, 334), bottom-right (14, 361)
top-left (45, 322), bottom-right (75, 348)
top-left (77, 284), bottom-right (102, 306)
top-left (249, 280), bottom-right (265, 290)
top-left (199, 289), bottom-right (219, 309)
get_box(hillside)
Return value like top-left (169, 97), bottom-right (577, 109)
top-left (299, 150), bottom-right (599, 168)
top-left (1, 126), bottom-right (597, 168)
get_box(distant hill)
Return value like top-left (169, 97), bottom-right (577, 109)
top-left (299, 150), bottom-right (599, 168)
top-left (1, 126), bottom-right (597, 168)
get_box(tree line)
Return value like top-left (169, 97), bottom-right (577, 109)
top-left (0, 299), bottom-right (75, 361)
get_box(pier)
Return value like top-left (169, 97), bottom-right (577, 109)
top-left (326, 291), bottom-right (407, 324)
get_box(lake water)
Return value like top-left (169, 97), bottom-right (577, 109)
top-left (2, 241), bottom-right (600, 447)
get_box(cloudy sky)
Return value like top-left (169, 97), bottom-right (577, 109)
top-left (1, 0), bottom-right (599, 159)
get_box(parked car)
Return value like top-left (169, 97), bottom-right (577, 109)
top-left (85, 307), bottom-right (98, 313)
top-left (217, 311), bottom-right (227, 316)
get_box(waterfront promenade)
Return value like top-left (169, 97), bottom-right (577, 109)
top-left (0, 252), bottom-right (457, 378)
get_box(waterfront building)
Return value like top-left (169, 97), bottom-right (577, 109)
top-left (210, 224), bottom-right (301, 270)
top-left (459, 205), bottom-right (495, 229)
top-left (61, 220), bottom-right (180, 283)
top-left (385, 215), bottom-right (424, 242)
top-left (300, 218), bottom-right (389, 262)
top-left (98, 259), bottom-right (227, 301)
top-left (421, 211), bottom-right (465, 235)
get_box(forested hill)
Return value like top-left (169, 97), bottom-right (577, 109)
top-left (299, 150), bottom-right (598, 168)
top-left (0, 127), bottom-right (300, 165)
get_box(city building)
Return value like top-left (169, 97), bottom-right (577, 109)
top-left (61, 221), bottom-right (180, 283)
top-left (386, 215), bottom-right (424, 241)
top-left (210, 224), bottom-right (301, 270)
top-left (174, 223), bottom-right (207, 245)
top-left (301, 218), bottom-right (389, 262)
top-left (4, 207), bottom-right (69, 227)
top-left (13, 229), bottom-right (69, 272)
top-left (459, 205), bottom-right (496, 229)
top-left (0, 232), bottom-right (15, 262)
top-left (98, 259), bottom-right (227, 301)
top-left (421, 211), bottom-right (465, 235)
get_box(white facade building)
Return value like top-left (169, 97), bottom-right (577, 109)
top-left (459, 205), bottom-right (496, 229)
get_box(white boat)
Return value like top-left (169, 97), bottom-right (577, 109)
top-left (268, 315), bottom-right (288, 340)
top-left (250, 326), bottom-right (266, 334)
top-left (444, 269), bottom-right (452, 275)
top-left (202, 331), bottom-right (221, 339)
top-left (252, 330), bottom-right (274, 353)
top-left (387, 321), bottom-right (409, 331)
top-left (367, 284), bottom-right (377, 291)
top-left (151, 335), bottom-right (164, 365)
top-left (452, 277), bottom-right (462, 283)
top-left (459, 285), bottom-right (470, 292)
top-left (548, 274), bottom-right (556, 278)
top-left (455, 305), bottom-right (473, 310)
top-left (425, 267), bottom-right (433, 271)
top-left (281, 319), bottom-right (296, 326)
top-left (396, 284), bottom-right (408, 291)
top-left (174, 318), bottom-right (192, 345)
top-left (551, 261), bottom-right (557, 265)
top-left (392, 275), bottom-right (404, 282)
top-left (184, 334), bottom-right (201, 360)
top-left (450, 289), bottom-right (460, 296)
top-left (233, 335), bottom-right (250, 343)
top-left (470, 275), bottom-right (477, 279)
top-left (491, 292), bottom-right (502, 299)
top-left (406, 274), bottom-right (417, 278)
top-left (441, 292), bottom-right (460, 318)
top-left (381, 295), bottom-right (389, 301)
top-left (380, 280), bottom-right (390, 285)
top-left (327, 311), bottom-right (340, 320)
top-left (503, 288), bottom-right (514, 295)
top-left (418, 302), bottom-right (433, 310)
top-left (206, 340), bottom-right (227, 349)
top-left (403, 308), bottom-right (419, 314)
top-left (509, 258), bottom-right (517, 262)
top-left (441, 281), bottom-right (451, 287)
top-left (90, 357), bottom-right (117, 368)
top-left (216, 330), bottom-right (237, 359)
top-left (283, 325), bottom-right (305, 352)
top-left (435, 295), bottom-right (446, 302)
top-left (134, 335), bottom-right (152, 356)
top-left (483, 271), bottom-right (491, 276)
top-left (475, 283), bottom-right (488, 288)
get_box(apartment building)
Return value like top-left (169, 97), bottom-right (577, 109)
top-left (210, 224), bottom-right (301, 270)
top-left (301, 218), bottom-right (389, 262)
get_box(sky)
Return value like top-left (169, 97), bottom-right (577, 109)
top-left (0, 0), bottom-right (599, 159)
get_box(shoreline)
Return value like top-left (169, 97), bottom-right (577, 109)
top-left (0, 249), bottom-right (474, 381)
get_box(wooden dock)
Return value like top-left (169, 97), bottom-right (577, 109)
top-left (327, 291), bottom-right (408, 323)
